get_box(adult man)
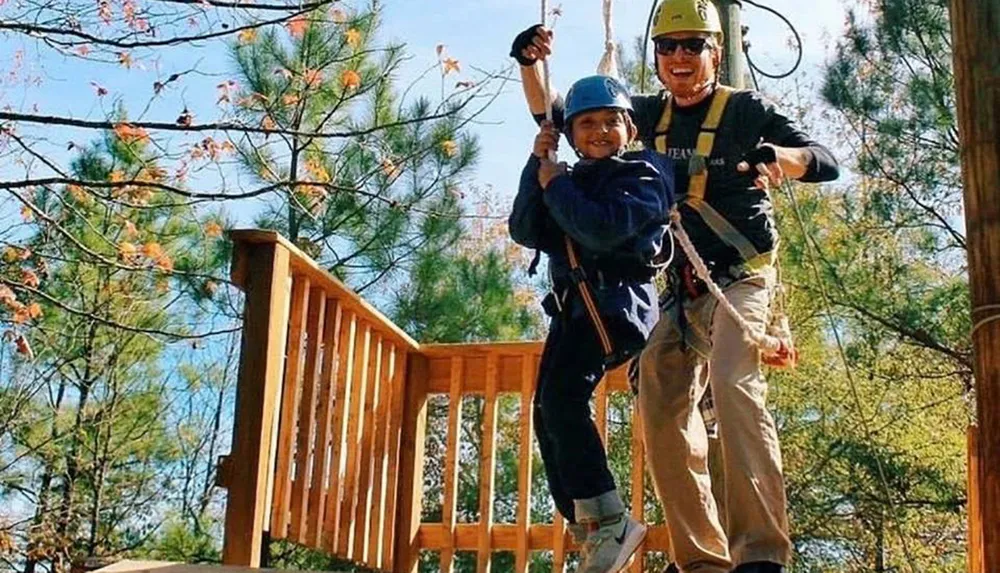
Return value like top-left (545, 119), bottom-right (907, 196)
top-left (510, 1), bottom-right (839, 572)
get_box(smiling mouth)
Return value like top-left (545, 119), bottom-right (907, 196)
top-left (669, 67), bottom-right (695, 79)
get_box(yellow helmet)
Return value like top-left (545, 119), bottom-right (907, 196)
top-left (651, 0), bottom-right (723, 39)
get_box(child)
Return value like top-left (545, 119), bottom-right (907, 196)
top-left (508, 75), bottom-right (675, 573)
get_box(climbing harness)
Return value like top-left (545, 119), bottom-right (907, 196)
top-left (653, 86), bottom-right (796, 366)
top-left (564, 236), bottom-right (616, 361)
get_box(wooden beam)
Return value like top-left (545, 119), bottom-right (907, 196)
top-left (949, 1), bottom-right (1000, 571)
top-left (515, 354), bottom-right (536, 573)
top-left (440, 357), bottom-right (465, 573)
top-left (476, 355), bottom-right (500, 573)
top-left (94, 561), bottom-right (341, 573)
top-left (970, 425), bottom-right (984, 573)
top-left (222, 241), bottom-right (291, 567)
top-left (415, 523), bottom-right (673, 552)
top-left (306, 300), bottom-right (343, 548)
top-left (393, 354), bottom-right (429, 573)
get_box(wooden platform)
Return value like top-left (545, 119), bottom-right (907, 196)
top-left (96, 561), bottom-right (346, 573)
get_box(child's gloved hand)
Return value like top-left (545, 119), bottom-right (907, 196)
top-left (533, 120), bottom-right (560, 159)
top-left (538, 159), bottom-right (567, 189)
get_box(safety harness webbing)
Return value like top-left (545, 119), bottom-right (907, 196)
top-left (564, 236), bottom-right (615, 357)
top-left (654, 86), bottom-right (772, 268)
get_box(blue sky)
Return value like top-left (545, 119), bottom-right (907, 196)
top-left (0, 0), bottom-right (851, 224)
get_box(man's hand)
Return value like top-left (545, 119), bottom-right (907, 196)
top-left (538, 159), bottom-right (567, 189)
top-left (510, 24), bottom-right (553, 66)
top-left (533, 121), bottom-right (559, 160)
top-left (737, 143), bottom-right (812, 190)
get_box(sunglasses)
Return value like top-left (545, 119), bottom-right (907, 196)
top-left (654, 37), bottom-right (711, 56)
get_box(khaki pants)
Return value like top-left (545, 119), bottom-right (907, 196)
top-left (637, 270), bottom-right (792, 572)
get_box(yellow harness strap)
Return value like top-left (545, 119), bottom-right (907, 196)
top-left (654, 86), bottom-right (770, 266)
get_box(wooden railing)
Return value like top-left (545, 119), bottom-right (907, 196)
top-left (217, 231), bottom-right (670, 572)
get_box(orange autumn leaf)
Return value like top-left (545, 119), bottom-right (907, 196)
top-left (109, 170), bottom-right (125, 183)
top-left (285, 15), bottom-right (308, 38)
top-left (281, 93), bottom-right (300, 106)
top-left (0, 285), bottom-right (16, 307)
top-left (20, 206), bottom-right (33, 221)
top-left (118, 52), bottom-right (133, 68)
top-left (440, 139), bottom-right (459, 157)
top-left (119, 241), bottom-right (138, 259)
top-left (113, 123), bottom-right (149, 144)
top-left (12, 303), bottom-right (30, 325)
top-left (123, 220), bottom-right (138, 237)
top-left (237, 28), bottom-right (257, 44)
top-left (204, 221), bottom-right (223, 238)
top-left (142, 242), bottom-right (164, 260)
top-left (381, 157), bottom-right (401, 179)
top-left (27, 302), bottom-right (42, 319)
top-left (302, 68), bottom-right (323, 87)
top-left (345, 28), bottom-right (362, 48)
top-left (20, 269), bottom-right (40, 288)
top-left (154, 255), bottom-right (174, 272)
top-left (442, 57), bottom-right (461, 75)
top-left (340, 69), bottom-right (361, 90)
top-left (15, 333), bottom-right (33, 359)
top-left (261, 115), bottom-right (277, 132)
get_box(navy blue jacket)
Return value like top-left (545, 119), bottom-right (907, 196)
top-left (509, 148), bottom-right (675, 342)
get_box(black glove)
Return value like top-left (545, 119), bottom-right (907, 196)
top-left (740, 144), bottom-right (778, 166)
top-left (510, 24), bottom-right (544, 67)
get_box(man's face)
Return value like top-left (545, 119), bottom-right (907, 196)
top-left (654, 31), bottom-right (720, 97)
top-left (570, 108), bottom-right (635, 160)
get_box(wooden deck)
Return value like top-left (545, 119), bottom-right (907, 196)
top-left (217, 230), bottom-right (984, 573)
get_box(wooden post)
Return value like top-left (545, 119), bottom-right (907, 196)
top-left (713, 0), bottom-right (744, 89)
top-left (221, 240), bottom-right (292, 567)
top-left (969, 426), bottom-right (983, 573)
top-left (949, 2), bottom-right (1000, 572)
top-left (393, 354), bottom-right (429, 573)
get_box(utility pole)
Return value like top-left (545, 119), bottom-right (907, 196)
top-left (714, 0), bottom-right (745, 89)
top-left (949, 1), bottom-right (1000, 572)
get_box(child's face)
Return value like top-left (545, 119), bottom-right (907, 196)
top-left (570, 108), bottom-right (635, 160)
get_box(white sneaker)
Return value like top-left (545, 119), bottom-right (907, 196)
top-left (578, 514), bottom-right (647, 573)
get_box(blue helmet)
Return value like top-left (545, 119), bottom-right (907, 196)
top-left (563, 75), bottom-right (633, 128)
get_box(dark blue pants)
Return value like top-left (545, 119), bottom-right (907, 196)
top-left (534, 313), bottom-right (629, 523)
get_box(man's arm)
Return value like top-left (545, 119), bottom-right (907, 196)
top-left (511, 25), bottom-right (564, 124)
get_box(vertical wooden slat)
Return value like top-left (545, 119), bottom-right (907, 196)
top-left (441, 357), bottom-right (465, 573)
top-left (323, 311), bottom-right (357, 552)
top-left (477, 354), bottom-right (500, 573)
top-left (970, 425), bottom-right (984, 573)
top-left (338, 322), bottom-right (372, 558)
top-left (393, 353), bottom-right (428, 573)
top-left (383, 349), bottom-right (408, 570)
top-left (629, 403), bottom-right (646, 573)
top-left (595, 380), bottom-right (608, 444)
top-left (515, 354), bottom-right (536, 573)
top-left (290, 287), bottom-right (327, 543)
top-left (270, 276), bottom-right (311, 538)
top-left (368, 342), bottom-right (395, 569)
top-left (552, 512), bottom-right (566, 573)
top-left (306, 300), bottom-right (343, 547)
top-left (353, 335), bottom-right (384, 563)
top-left (221, 241), bottom-right (291, 567)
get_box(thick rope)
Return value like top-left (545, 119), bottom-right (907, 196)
top-left (670, 210), bottom-right (784, 354)
top-left (596, 0), bottom-right (620, 78)
top-left (540, 0), bottom-right (557, 162)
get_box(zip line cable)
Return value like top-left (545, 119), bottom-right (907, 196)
top-left (742, 0), bottom-right (803, 80)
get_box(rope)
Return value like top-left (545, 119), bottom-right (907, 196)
top-left (972, 304), bottom-right (1000, 337)
top-left (669, 210), bottom-right (783, 354)
top-left (782, 180), bottom-right (918, 572)
top-left (639, 0), bottom-right (658, 92)
top-left (596, 0), bottom-right (620, 78)
top-left (540, 0), bottom-right (556, 162)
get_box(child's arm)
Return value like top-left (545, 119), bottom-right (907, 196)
top-left (508, 123), bottom-right (562, 249)
top-left (542, 160), bottom-right (669, 253)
